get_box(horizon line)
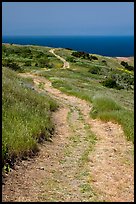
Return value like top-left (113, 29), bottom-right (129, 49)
top-left (2, 34), bottom-right (134, 37)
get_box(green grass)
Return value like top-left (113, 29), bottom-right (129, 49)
top-left (38, 82), bottom-right (45, 89)
top-left (2, 67), bottom-right (58, 168)
top-left (2, 43), bottom-right (63, 73)
top-left (90, 95), bottom-right (134, 143)
top-left (91, 95), bottom-right (122, 112)
top-left (40, 63), bottom-right (134, 143)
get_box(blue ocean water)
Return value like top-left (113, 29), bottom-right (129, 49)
top-left (2, 35), bottom-right (134, 57)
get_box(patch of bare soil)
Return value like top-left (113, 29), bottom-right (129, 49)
top-left (87, 120), bottom-right (134, 202)
top-left (116, 57), bottom-right (130, 62)
top-left (2, 72), bottom-right (134, 201)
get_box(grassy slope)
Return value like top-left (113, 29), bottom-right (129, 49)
top-left (40, 48), bottom-right (134, 142)
top-left (2, 67), bottom-right (58, 167)
top-left (2, 44), bottom-right (134, 168)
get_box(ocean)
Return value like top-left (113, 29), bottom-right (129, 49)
top-left (2, 35), bottom-right (134, 57)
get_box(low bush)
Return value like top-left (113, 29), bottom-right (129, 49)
top-left (66, 56), bottom-right (76, 62)
top-left (101, 78), bottom-right (118, 88)
top-left (25, 61), bottom-right (31, 66)
top-left (88, 66), bottom-right (101, 74)
top-left (71, 51), bottom-right (91, 60)
top-left (121, 61), bottom-right (134, 71)
top-left (2, 59), bottom-right (21, 71)
top-left (101, 60), bottom-right (107, 65)
top-left (37, 57), bottom-right (50, 68)
top-left (90, 55), bottom-right (98, 60)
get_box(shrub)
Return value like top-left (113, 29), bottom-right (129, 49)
top-left (125, 65), bottom-right (134, 71)
top-left (65, 47), bottom-right (73, 50)
top-left (2, 59), bottom-right (12, 67)
top-left (9, 62), bottom-right (21, 71)
top-left (121, 73), bottom-right (134, 85)
top-left (101, 78), bottom-right (125, 90)
top-left (3, 59), bottom-right (21, 71)
top-left (35, 52), bottom-right (44, 58)
top-left (20, 47), bottom-right (32, 56)
top-left (66, 56), bottom-right (76, 62)
top-left (101, 60), bottom-right (107, 65)
top-left (121, 61), bottom-right (134, 71)
top-left (90, 55), bottom-right (98, 60)
top-left (38, 57), bottom-right (50, 68)
top-left (25, 61), bottom-right (31, 66)
top-left (121, 61), bottom-right (128, 67)
top-left (71, 51), bottom-right (91, 60)
top-left (89, 66), bottom-right (101, 74)
top-left (101, 78), bottom-right (118, 89)
top-left (47, 63), bottom-right (54, 68)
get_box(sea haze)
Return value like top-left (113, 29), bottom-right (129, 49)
top-left (2, 35), bottom-right (134, 57)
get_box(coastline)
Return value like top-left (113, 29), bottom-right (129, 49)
top-left (2, 43), bottom-right (134, 59)
top-left (2, 35), bottom-right (134, 57)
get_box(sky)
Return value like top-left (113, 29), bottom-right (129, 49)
top-left (2, 2), bottom-right (134, 36)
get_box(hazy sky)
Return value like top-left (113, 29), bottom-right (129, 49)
top-left (2, 2), bottom-right (134, 36)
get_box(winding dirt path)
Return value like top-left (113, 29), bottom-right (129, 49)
top-left (2, 73), bottom-right (134, 202)
top-left (49, 48), bottom-right (70, 68)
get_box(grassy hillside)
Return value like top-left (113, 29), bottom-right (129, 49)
top-left (2, 43), bottom-right (134, 169)
top-left (39, 48), bottom-right (134, 142)
top-left (2, 66), bottom-right (58, 168)
top-left (2, 43), bottom-right (63, 72)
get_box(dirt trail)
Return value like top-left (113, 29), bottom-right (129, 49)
top-left (2, 72), bottom-right (134, 202)
top-left (49, 48), bottom-right (70, 68)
